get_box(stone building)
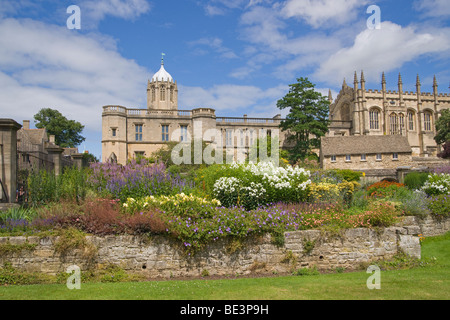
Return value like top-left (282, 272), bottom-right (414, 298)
top-left (328, 71), bottom-right (450, 157)
top-left (102, 59), bottom-right (290, 165)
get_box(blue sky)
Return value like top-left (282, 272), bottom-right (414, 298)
top-left (1, 0), bottom-right (449, 160)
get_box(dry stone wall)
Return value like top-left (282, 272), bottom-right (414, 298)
top-left (0, 215), bottom-right (448, 278)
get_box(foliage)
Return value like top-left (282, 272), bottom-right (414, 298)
top-left (27, 167), bottom-right (90, 205)
top-left (437, 141), bottom-right (450, 159)
top-left (276, 77), bottom-right (330, 162)
top-left (434, 108), bottom-right (450, 145)
top-left (309, 180), bottom-right (360, 205)
top-left (33, 108), bottom-right (85, 148)
top-left (122, 193), bottom-right (221, 218)
top-left (403, 172), bottom-right (429, 190)
top-left (211, 162), bottom-right (311, 210)
top-left (366, 180), bottom-right (406, 198)
top-left (427, 194), bottom-right (450, 219)
top-left (92, 160), bottom-right (194, 202)
top-left (421, 173), bottom-right (450, 196)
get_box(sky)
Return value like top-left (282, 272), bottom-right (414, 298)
top-left (0, 0), bottom-right (449, 160)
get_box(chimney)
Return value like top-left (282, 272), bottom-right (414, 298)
top-left (23, 120), bottom-right (30, 129)
top-left (49, 135), bottom-right (55, 144)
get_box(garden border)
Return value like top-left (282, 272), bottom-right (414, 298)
top-left (0, 215), bottom-right (448, 278)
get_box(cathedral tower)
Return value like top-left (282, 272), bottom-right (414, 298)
top-left (147, 54), bottom-right (178, 110)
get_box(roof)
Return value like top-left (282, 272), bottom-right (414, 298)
top-left (321, 135), bottom-right (412, 156)
top-left (152, 64), bottom-right (173, 82)
top-left (18, 128), bottom-right (48, 145)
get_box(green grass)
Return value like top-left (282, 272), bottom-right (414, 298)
top-left (0, 232), bottom-right (449, 300)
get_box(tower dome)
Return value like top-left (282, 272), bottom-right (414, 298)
top-left (151, 54), bottom-right (173, 82)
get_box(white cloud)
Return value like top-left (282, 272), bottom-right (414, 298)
top-left (80, 0), bottom-right (151, 27)
top-left (179, 83), bottom-right (287, 115)
top-left (281, 0), bottom-right (370, 28)
top-left (314, 22), bottom-right (450, 85)
top-left (0, 18), bottom-right (150, 132)
top-left (188, 37), bottom-right (239, 59)
top-left (414, 0), bottom-right (450, 18)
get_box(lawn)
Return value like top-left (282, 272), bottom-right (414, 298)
top-left (0, 232), bottom-right (448, 301)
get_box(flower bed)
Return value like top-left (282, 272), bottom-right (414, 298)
top-left (4, 161), bottom-right (446, 256)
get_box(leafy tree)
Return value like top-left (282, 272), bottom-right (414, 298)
top-left (434, 108), bottom-right (450, 145)
top-left (34, 108), bottom-right (86, 148)
top-left (276, 77), bottom-right (330, 162)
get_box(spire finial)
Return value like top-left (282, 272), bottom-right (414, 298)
top-left (398, 72), bottom-right (402, 85)
top-left (416, 74), bottom-right (421, 86)
top-left (354, 71), bottom-right (358, 84)
top-left (433, 75), bottom-right (438, 87)
top-left (381, 72), bottom-right (386, 84)
top-left (161, 52), bottom-right (166, 65)
top-left (361, 70), bottom-right (365, 82)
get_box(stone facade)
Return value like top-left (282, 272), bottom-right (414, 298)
top-left (1, 216), bottom-right (448, 278)
top-left (102, 60), bottom-right (290, 165)
top-left (328, 72), bottom-right (450, 157)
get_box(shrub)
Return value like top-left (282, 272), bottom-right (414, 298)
top-left (366, 181), bottom-right (406, 199)
top-left (403, 172), bottom-right (429, 190)
top-left (211, 162), bottom-right (311, 210)
top-left (421, 173), bottom-right (450, 196)
top-left (427, 194), bottom-right (450, 219)
top-left (122, 193), bottom-right (221, 218)
top-left (102, 161), bottom-right (194, 201)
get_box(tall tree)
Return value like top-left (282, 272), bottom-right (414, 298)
top-left (276, 77), bottom-right (330, 162)
top-left (34, 108), bottom-right (86, 148)
top-left (434, 108), bottom-right (450, 145)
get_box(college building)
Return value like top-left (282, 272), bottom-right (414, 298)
top-left (101, 59), bottom-right (290, 165)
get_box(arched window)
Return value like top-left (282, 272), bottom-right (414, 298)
top-left (160, 86), bottom-right (166, 101)
top-left (424, 111), bottom-right (432, 131)
top-left (408, 111), bottom-right (415, 131)
top-left (151, 86), bottom-right (156, 102)
top-left (170, 87), bottom-right (174, 102)
top-left (369, 108), bottom-right (380, 130)
top-left (390, 113), bottom-right (398, 135)
top-left (399, 113), bottom-right (405, 135)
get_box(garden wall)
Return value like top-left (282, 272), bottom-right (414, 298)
top-left (1, 215), bottom-right (449, 278)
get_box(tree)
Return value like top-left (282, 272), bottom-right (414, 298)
top-left (34, 108), bottom-right (86, 148)
top-left (276, 77), bottom-right (330, 162)
top-left (434, 108), bottom-right (450, 145)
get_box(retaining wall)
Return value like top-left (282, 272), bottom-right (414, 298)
top-left (0, 215), bottom-right (449, 278)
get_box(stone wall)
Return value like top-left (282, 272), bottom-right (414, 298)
top-left (1, 215), bottom-right (449, 278)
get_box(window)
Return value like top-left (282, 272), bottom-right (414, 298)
top-left (226, 129), bottom-right (233, 147)
top-left (390, 113), bottom-right (398, 135)
top-left (345, 155), bottom-right (351, 161)
top-left (162, 125), bottom-right (169, 142)
top-left (408, 111), bottom-right (415, 131)
top-left (240, 130), bottom-right (244, 147)
top-left (399, 113), bottom-right (405, 135)
top-left (249, 130), bottom-right (254, 147)
top-left (170, 88), bottom-right (174, 102)
top-left (424, 112), bottom-right (432, 131)
top-left (160, 86), bottom-right (166, 101)
top-left (151, 87), bottom-right (156, 102)
top-left (376, 153), bottom-right (382, 161)
top-left (111, 128), bottom-right (116, 137)
top-left (393, 153), bottom-right (398, 160)
top-left (180, 125), bottom-right (188, 142)
top-left (369, 109), bottom-right (380, 130)
top-left (331, 155), bottom-right (336, 162)
top-left (135, 151), bottom-right (145, 158)
top-left (361, 154), bottom-right (366, 161)
top-left (135, 124), bottom-right (142, 141)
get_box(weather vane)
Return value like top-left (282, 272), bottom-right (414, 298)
top-left (161, 52), bottom-right (166, 65)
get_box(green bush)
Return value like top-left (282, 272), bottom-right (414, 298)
top-left (334, 169), bottom-right (362, 182)
top-left (427, 194), bottom-right (450, 219)
top-left (404, 172), bottom-right (429, 190)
